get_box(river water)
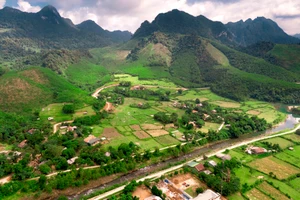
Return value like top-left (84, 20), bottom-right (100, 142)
top-left (69, 105), bottom-right (300, 200)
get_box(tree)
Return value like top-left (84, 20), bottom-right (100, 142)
top-left (38, 175), bottom-right (47, 190)
top-left (195, 98), bottom-right (201, 104)
top-left (0, 67), bottom-right (4, 76)
top-left (151, 185), bottom-right (163, 197)
top-left (39, 164), bottom-right (51, 174)
top-left (62, 104), bottom-right (75, 114)
top-left (196, 187), bottom-right (204, 194)
top-left (296, 129), bottom-right (300, 136)
top-left (178, 89), bottom-right (183, 94)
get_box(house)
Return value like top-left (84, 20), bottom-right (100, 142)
top-left (187, 161), bottom-right (199, 168)
top-left (144, 196), bottom-right (162, 200)
top-left (67, 157), bottom-right (78, 165)
top-left (208, 160), bottom-right (217, 167)
top-left (216, 153), bottom-right (231, 161)
top-left (195, 163), bottom-right (205, 172)
top-left (193, 189), bottom-right (221, 200)
top-left (203, 114), bottom-right (210, 120)
top-left (189, 121), bottom-right (197, 127)
top-left (137, 102), bottom-right (144, 107)
top-left (67, 126), bottom-right (77, 132)
top-left (212, 110), bottom-right (217, 113)
top-left (246, 146), bottom-right (267, 155)
top-left (60, 126), bottom-right (67, 130)
top-left (18, 140), bottom-right (27, 148)
top-left (48, 117), bottom-right (54, 121)
top-left (192, 110), bottom-right (198, 114)
top-left (84, 135), bottom-right (100, 146)
top-left (289, 147), bottom-right (294, 151)
top-left (196, 103), bottom-right (203, 107)
top-left (105, 152), bottom-right (111, 157)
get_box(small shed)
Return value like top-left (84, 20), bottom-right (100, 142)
top-left (187, 161), bottom-right (199, 168)
top-left (208, 160), bottom-right (217, 167)
top-left (195, 163), bottom-right (206, 172)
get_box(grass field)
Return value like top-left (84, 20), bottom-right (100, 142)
top-left (155, 135), bottom-right (180, 146)
top-left (247, 156), bottom-right (300, 180)
top-left (267, 178), bottom-right (300, 200)
top-left (198, 122), bottom-right (221, 133)
top-left (234, 166), bottom-right (265, 186)
top-left (228, 150), bottom-right (254, 163)
top-left (262, 137), bottom-right (294, 149)
top-left (228, 193), bottom-right (245, 200)
top-left (40, 103), bottom-right (73, 122)
top-left (246, 188), bottom-right (272, 200)
top-left (0, 143), bottom-right (13, 151)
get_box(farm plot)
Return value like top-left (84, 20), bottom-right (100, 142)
top-left (210, 101), bottom-right (240, 108)
top-left (155, 135), bottom-right (180, 146)
top-left (40, 103), bottom-right (73, 122)
top-left (142, 124), bottom-right (164, 130)
top-left (101, 127), bottom-right (122, 139)
top-left (147, 129), bottom-right (169, 137)
top-left (134, 131), bottom-right (150, 139)
top-left (258, 181), bottom-right (289, 200)
top-left (247, 110), bottom-right (261, 115)
top-left (247, 156), bottom-right (300, 180)
top-left (130, 125), bottom-right (141, 131)
top-left (262, 137), bottom-right (294, 149)
top-left (73, 106), bottom-right (96, 117)
top-left (246, 188), bottom-right (272, 200)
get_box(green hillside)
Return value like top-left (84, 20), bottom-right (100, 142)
top-left (269, 44), bottom-right (300, 73)
top-left (0, 67), bottom-right (93, 113)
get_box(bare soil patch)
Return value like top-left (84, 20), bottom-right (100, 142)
top-left (134, 131), bottom-right (151, 139)
top-left (102, 128), bottom-right (122, 139)
top-left (21, 69), bottom-right (48, 84)
top-left (142, 124), bottom-right (163, 130)
top-left (170, 173), bottom-right (206, 191)
top-left (130, 125), bottom-right (141, 131)
top-left (132, 185), bottom-right (152, 200)
top-left (147, 130), bottom-right (169, 137)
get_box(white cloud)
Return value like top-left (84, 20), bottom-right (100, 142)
top-left (16, 0), bottom-right (41, 13)
top-left (0, 0), bottom-right (5, 9)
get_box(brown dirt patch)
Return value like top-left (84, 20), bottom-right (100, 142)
top-left (132, 185), bottom-right (152, 200)
top-left (170, 173), bottom-right (207, 191)
top-left (165, 123), bottom-right (176, 129)
top-left (130, 125), bottom-right (141, 131)
top-left (247, 110), bottom-right (261, 115)
top-left (21, 69), bottom-right (48, 84)
top-left (103, 102), bottom-right (115, 112)
top-left (142, 124), bottom-right (163, 130)
top-left (116, 50), bottom-right (130, 60)
top-left (158, 180), bottom-right (184, 200)
top-left (102, 128), bottom-right (122, 139)
top-left (134, 131), bottom-right (150, 139)
top-left (147, 130), bottom-right (169, 137)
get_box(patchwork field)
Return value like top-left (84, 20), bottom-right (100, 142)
top-left (155, 135), bottom-right (180, 146)
top-left (284, 133), bottom-right (300, 143)
top-left (262, 137), bottom-right (294, 149)
top-left (101, 127), bottom-right (122, 139)
top-left (233, 166), bottom-right (265, 186)
top-left (289, 177), bottom-right (300, 192)
top-left (247, 156), bottom-right (300, 180)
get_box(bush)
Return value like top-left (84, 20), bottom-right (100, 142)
top-left (62, 104), bottom-right (75, 114)
top-left (196, 187), bottom-right (204, 194)
top-left (39, 164), bottom-right (51, 175)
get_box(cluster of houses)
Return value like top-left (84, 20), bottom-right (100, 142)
top-left (245, 146), bottom-right (268, 155)
top-left (84, 134), bottom-right (107, 146)
top-left (131, 85), bottom-right (146, 91)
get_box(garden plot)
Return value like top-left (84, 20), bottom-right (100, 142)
top-left (248, 156), bottom-right (300, 180)
top-left (147, 129), bottom-right (169, 137)
top-left (142, 124), bottom-right (164, 130)
top-left (134, 131), bottom-right (151, 139)
top-left (259, 181), bottom-right (289, 200)
top-left (262, 137), bottom-right (294, 149)
top-left (101, 127), bottom-right (122, 139)
top-left (246, 188), bottom-right (272, 200)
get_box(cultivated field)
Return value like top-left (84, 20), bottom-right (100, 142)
top-left (246, 188), bottom-right (272, 200)
top-left (275, 145), bottom-right (300, 168)
top-left (284, 133), bottom-right (300, 143)
top-left (247, 156), bottom-right (300, 180)
top-left (259, 181), bottom-right (289, 200)
top-left (101, 127), bottom-right (122, 139)
top-left (134, 131), bottom-right (150, 139)
top-left (147, 130), bottom-right (169, 137)
top-left (289, 177), bottom-right (300, 192)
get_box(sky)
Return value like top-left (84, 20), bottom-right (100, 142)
top-left (2, 0), bottom-right (300, 35)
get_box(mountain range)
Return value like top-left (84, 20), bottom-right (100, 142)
top-left (1, 5), bottom-right (300, 112)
